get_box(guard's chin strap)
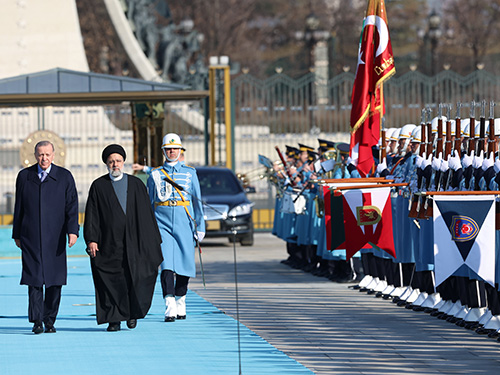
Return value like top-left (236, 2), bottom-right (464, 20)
top-left (163, 149), bottom-right (180, 163)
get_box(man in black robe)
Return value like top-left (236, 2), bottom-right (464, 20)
top-left (84, 144), bottom-right (163, 331)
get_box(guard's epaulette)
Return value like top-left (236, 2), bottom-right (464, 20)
top-left (152, 166), bottom-right (163, 172)
top-left (181, 164), bottom-right (196, 170)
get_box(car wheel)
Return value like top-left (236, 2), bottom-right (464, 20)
top-left (240, 232), bottom-right (254, 246)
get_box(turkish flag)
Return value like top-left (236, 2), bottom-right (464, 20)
top-left (350, 0), bottom-right (395, 176)
top-left (341, 187), bottom-right (396, 260)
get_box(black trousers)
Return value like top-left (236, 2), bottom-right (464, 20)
top-left (28, 285), bottom-right (62, 326)
top-left (160, 270), bottom-right (189, 298)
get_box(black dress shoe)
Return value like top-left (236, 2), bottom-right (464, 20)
top-left (107, 322), bottom-right (121, 331)
top-left (126, 319), bottom-right (137, 329)
top-left (176, 315), bottom-right (186, 320)
top-left (32, 321), bottom-right (43, 334)
top-left (44, 325), bottom-right (56, 333)
top-left (413, 305), bottom-right (425, 312)
top-left (164, 316), bottom-right (176, 322)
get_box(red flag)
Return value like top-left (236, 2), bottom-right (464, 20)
top-left (350, 0), bottom-right (395, 176)
top-left (341, 187), bottom-right (395, 260)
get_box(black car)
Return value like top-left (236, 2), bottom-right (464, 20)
top-left (196, 166), bottom-right (254, 246)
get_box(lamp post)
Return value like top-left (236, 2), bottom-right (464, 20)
top-left (427, 10), bottom-right (442, 76)
top-left (208, 56), bottom-right (233, 170)
top-left (295, 11), bottom-right (330, 133)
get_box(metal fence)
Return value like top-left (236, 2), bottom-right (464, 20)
top-left (2, 69), bottom-right (500, 229)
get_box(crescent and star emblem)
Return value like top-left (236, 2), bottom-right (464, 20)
top-left (357, 15), bottom-right (390, 68)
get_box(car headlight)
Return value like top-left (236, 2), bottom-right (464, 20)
top-left (228, 202), bottom-right (254, 217)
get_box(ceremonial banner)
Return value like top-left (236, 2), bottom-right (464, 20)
top-left (433, 195), bottom-right (496, 287)
top-left (323, 186), bottom-right (346, 251)
top-left (350, 0), bottom-right (395, 177)
top-left (341, 187), bottom-right (395, 260)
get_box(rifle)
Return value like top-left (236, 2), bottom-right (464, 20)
top-left (381, 128), bottom-right (387, 161)
top-left (439, 104), bottom-right (453, 191)
top-left (469, 100), bottom-right (476, 155)
top-left (454, 102), bottom-right (462, 157)
top-left (408, 108), bottom-right (427, 218)
top-left (488, 101), bottom-right (496, 155)
top-left (473, 100), bottom-right (487, 191)
top-left (417, 108), bottom-right (433, 219)
top-left (423, 104), bottom-right (445, 218)
top-left (478, 100), bottom-right (487, 155)
top-left (445, 102), bottom-right (462, 191)
top-left (275, 146), bottom-right (296, 186)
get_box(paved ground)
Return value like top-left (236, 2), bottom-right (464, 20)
top-left (191, 233), bottom-right (500, 375)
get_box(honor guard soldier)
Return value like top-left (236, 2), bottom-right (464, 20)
top-left (147, 133), bottom-right (205, 322)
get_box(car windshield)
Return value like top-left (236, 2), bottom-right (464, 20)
top-left (197, 169), bottom-right (243, 195)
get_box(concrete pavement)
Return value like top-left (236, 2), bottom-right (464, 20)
top-left (190, 233), bottom-right (500, 374)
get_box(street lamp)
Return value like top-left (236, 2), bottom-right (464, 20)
top-left (295, 11), bottom-right (330, 133)
top-left (427, 10), bottom-right (442, 76)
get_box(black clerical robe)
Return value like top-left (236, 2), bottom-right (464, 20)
top-left (84, 174), bottom-right (163, 324)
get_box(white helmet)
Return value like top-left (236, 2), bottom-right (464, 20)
top-left (460, 118), bottom-right (471, 136)
top-left (463, 123), bottom-right (470, 138)
top-left (410, 126), bottom-right (422, 143)
top-left (474, 124), bottom-right (481, 138)
top-left (431, 116), bottom-right (447, 134)
top-left (384, 128), bottom-right (395, 141)
top-left (485, 118), bottom-right (500, 136)
top-left (161, 133), bottom-right (183, 149)
top-left (390, 128), bottom-right (401, 141)
top-left (399, 124), bottom-right (417, 139)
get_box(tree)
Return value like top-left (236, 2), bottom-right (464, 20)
top-left (443, 0), bottom-right (500, 73)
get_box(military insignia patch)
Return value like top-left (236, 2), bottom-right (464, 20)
top-left (449, 215), bottom-right (479, 242)
top-left (356, 205), bottom-right (382, 226)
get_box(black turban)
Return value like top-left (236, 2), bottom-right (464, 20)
top-left (102, 144), bottom-right (126, 163)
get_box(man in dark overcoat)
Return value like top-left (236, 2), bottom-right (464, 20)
top-left (12, 140), bottom-right (79, 334)
top-left (84, 144), bottom-right (163, 332)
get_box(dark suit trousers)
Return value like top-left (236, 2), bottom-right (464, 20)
top-left (28, 285), bottom-right (62, 326)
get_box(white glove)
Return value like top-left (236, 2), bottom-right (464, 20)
top-left (422, 153), bottom-right (433, 169)
top-left (448, 150), bottom-right (462, 171)
top-left (462, 151), bottom-right (474, 169)
top-left (415, 153), bottom-right (425, 169)
top-left (482, 152), bottom-right (494, 171)
top-left (195, 231), bottom-right (205, 242)
top-left (431, 152), bottom-right (442, 171)
top-left (376, 158), bottom-right (387, 174)
top-left (440, 156), bottom-right (449, 173)
top-left (346, 156), bottom-right (354, 166)
top-left (472, 150), bottom-right (484, 169)
top-left (494, 158), bottom-right (500, 174)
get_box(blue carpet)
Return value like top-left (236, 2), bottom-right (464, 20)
top-left (0, 255), bottom-right (313, 375)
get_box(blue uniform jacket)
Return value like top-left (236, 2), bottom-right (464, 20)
top-left (147, 162), bottom-right (205, 277)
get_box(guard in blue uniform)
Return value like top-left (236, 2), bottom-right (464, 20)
top-left (147, 133), bottom-right (205, 322)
